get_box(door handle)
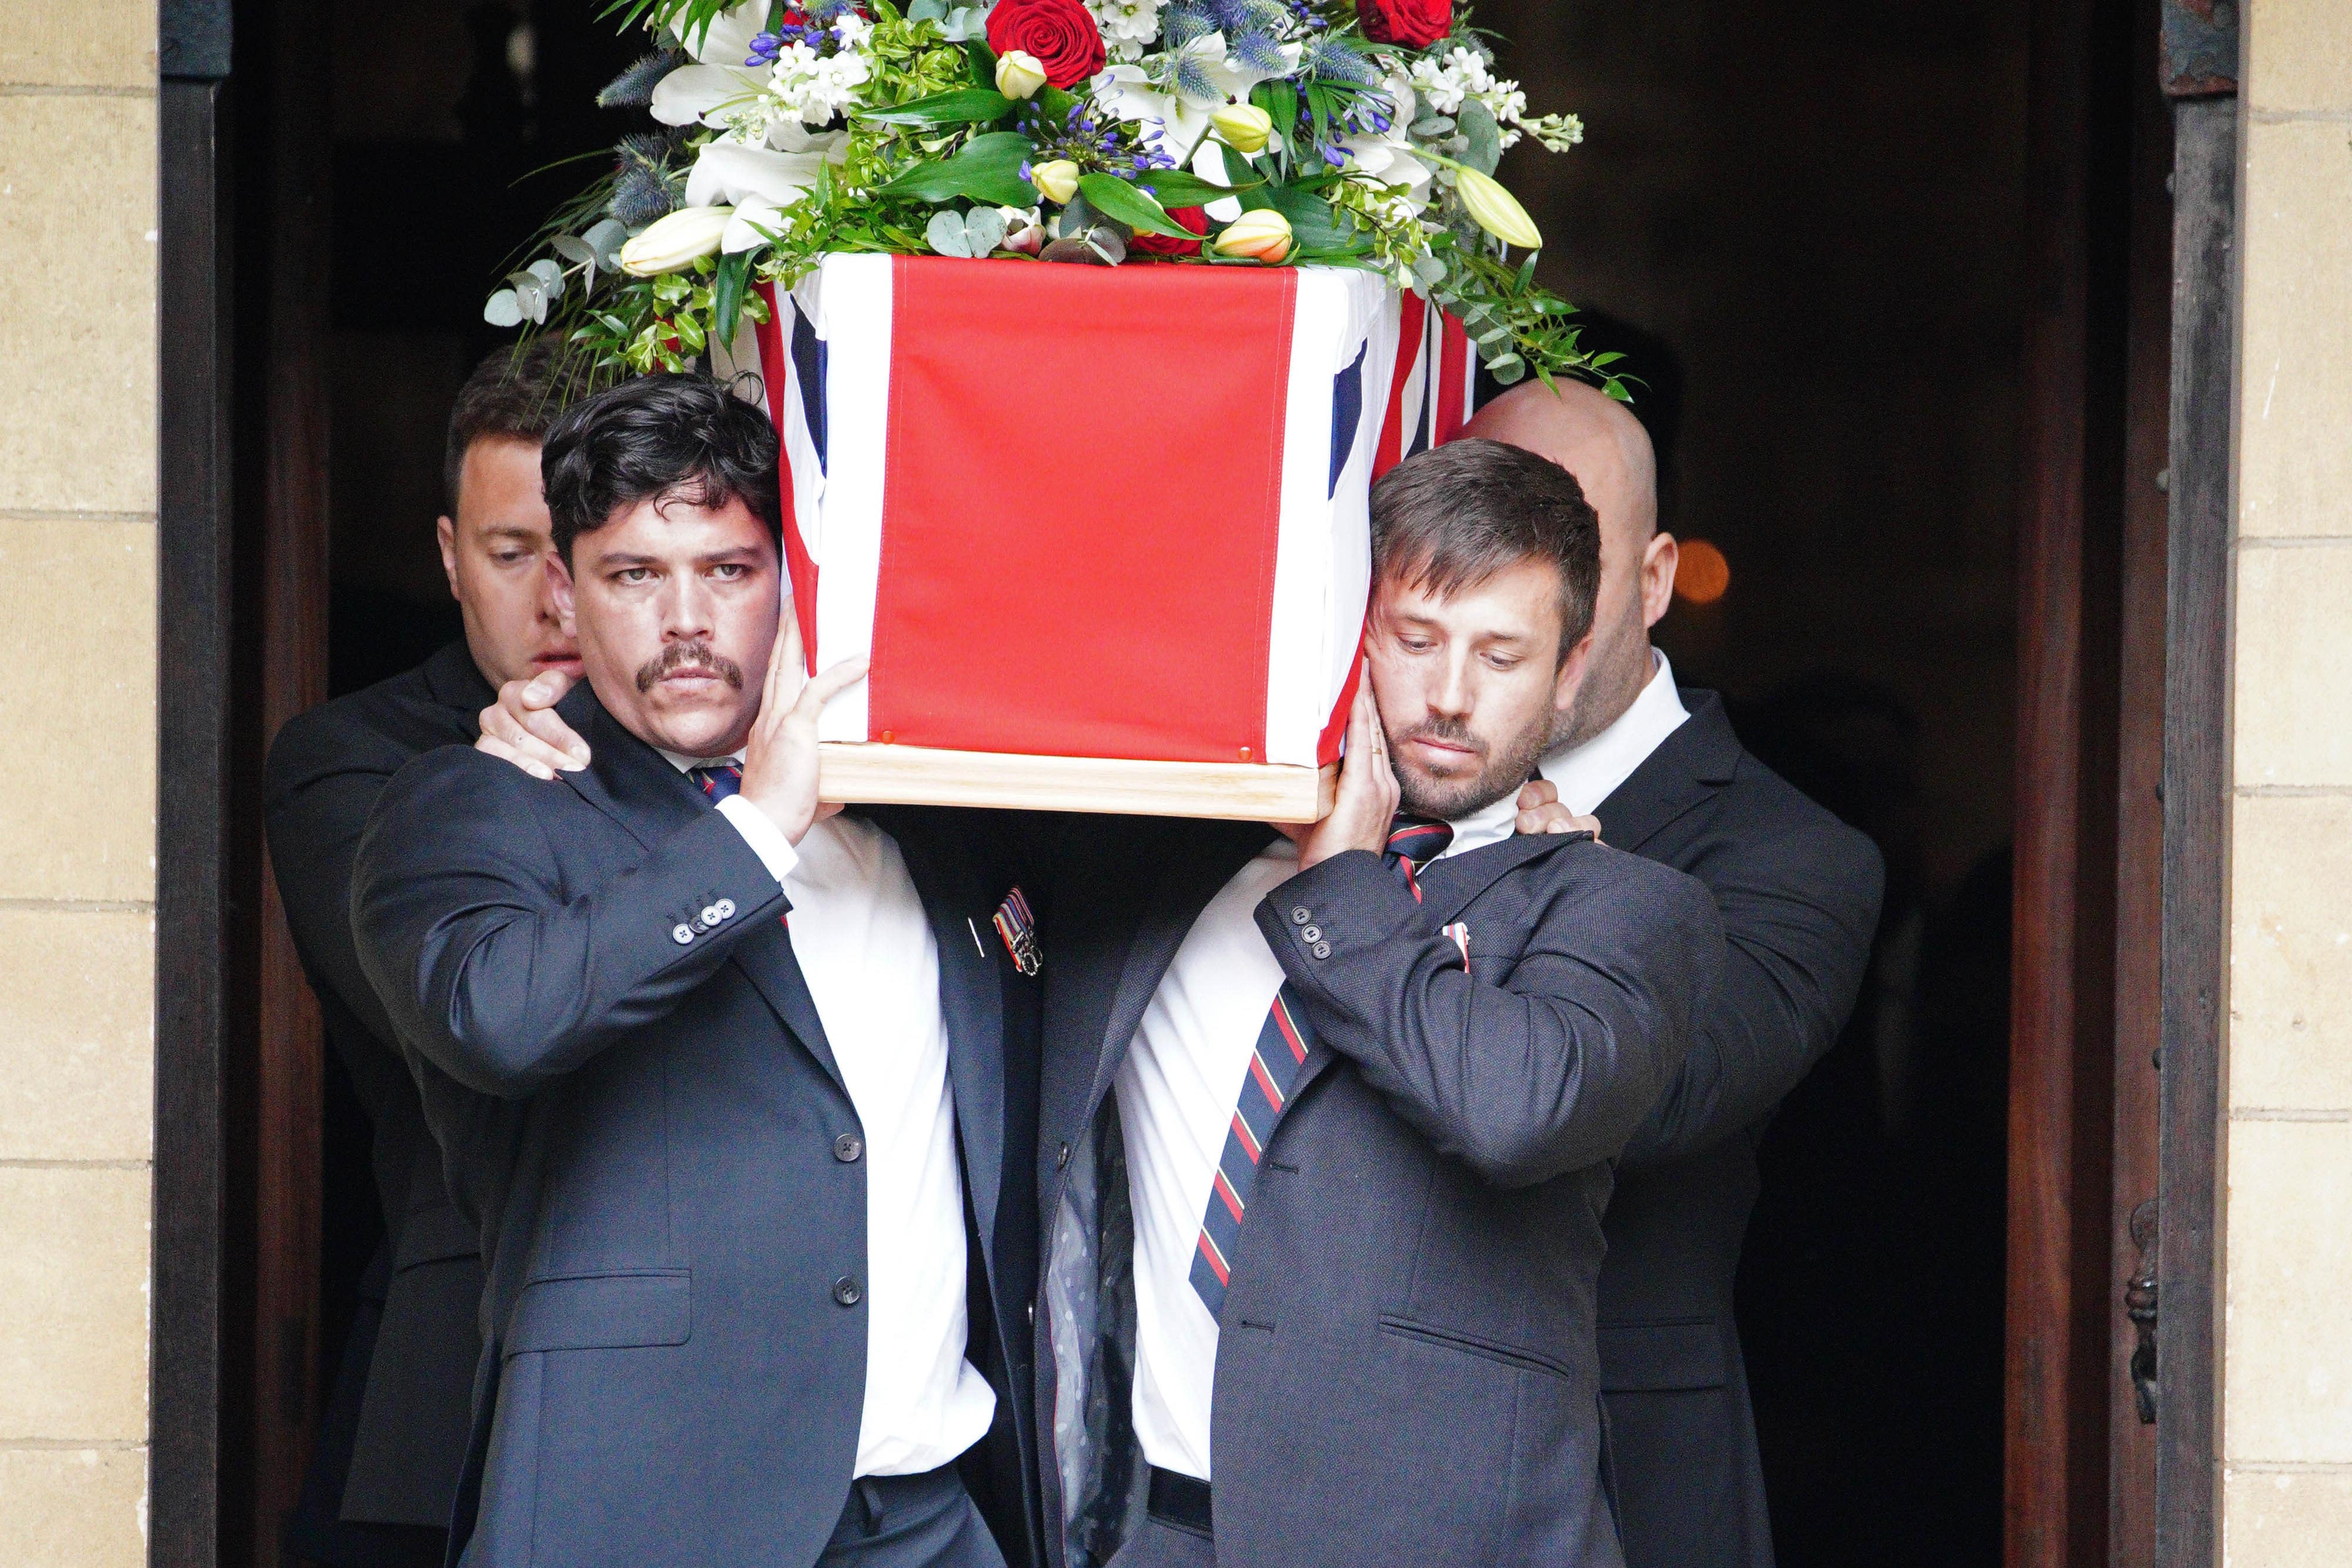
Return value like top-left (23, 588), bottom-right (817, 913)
top-left (2126, 1198), bottom-right (2158, 1424)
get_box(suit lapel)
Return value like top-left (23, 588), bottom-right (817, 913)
top-left (419, 638), bottom-right (497, 717)
top-left (1594, 688), bottom-right (1740, 854)
top-left (880, 814), bottom-right (1007, 1258)
top-left (556, 690), bottom-right (845, 1089)
top-left (1085, 821), bottom-right (1278, 1127)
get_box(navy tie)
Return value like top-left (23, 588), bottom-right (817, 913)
top-left (689, 763), bottom-right (743, 804)
top-left (1384, 813), bottom-right (1454, 903)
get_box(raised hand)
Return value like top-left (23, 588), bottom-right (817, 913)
top-left (1297, 679), bottom-right (1401, 871)
top-left (477, 667), bottom-right (590, 779)
top-left (739, 610), bottom-right (867, 845)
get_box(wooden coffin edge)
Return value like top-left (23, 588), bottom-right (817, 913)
top-left (817, 743), bottom-right (1339, 823)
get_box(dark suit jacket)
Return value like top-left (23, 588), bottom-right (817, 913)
top-left (1591, 691), bottom-right (1884, 1568)
top-left (264, 638), bottom-right (493, 1530)
top-left (1030, 818), bottom-right (1722, 1568)
top-left (350, 690), bottom-right (1042, 1568)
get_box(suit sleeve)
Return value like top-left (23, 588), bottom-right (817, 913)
top-left (1254, 844), bottom-right (1724, 1189)
top-left (352, 750), bottom-right (790, 1099)
top-left (1615, 814), bottom-right (1885, 1169)
top-left (263, 708), bottom-right (413, 1051)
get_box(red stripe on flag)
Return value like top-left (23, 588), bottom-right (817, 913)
top-left (1434, 312), bottom-right (1471, 446)
top-left (867, 257), bottom-right (1295, 762)
top-left (1371, 289), bottom-right (1429, 481)
top-left (753, 283), bottom-right (821, 676)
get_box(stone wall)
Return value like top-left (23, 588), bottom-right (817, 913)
top-left (0, 4), bottom-right (161, 1564)
top-left (2222, 2), bottom-right (2352, 1562)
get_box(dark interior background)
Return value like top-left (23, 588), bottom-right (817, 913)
top-left (328, 5), bottom-right (2023, 1564)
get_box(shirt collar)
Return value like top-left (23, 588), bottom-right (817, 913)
top-left (1436, 789), bottom-right (1525, 860)
top-left (656, 748), bottom-right (746, 774)
top-left (1537, 648), bottom-right (1692, 815)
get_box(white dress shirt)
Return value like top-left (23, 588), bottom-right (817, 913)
top-left (1538, 649), bottom-right (1690, 816)
top-left (666, 750), bottom-right (997, 1478)
top-left (1114, 788), bottom-right (1519, 1482)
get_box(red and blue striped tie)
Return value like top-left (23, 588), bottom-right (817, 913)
top-left (1188, 814), bottom-right (1455, 1318)
top-left (690, 763), bottom-right (743, 803)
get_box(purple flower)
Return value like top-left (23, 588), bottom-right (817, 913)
top-left (1321, 143), bottom-right (1349, 168)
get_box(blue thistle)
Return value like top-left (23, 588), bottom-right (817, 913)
top-left (1230, 29), bottom-right (1288, 76)
top-left (1170, 54), bottom-right (1219, 102)
top-left (1299, 37), bottom-right (1382, 89)
top-left (1160, 5), bottom-right (1218, 52)
top-left (596, 50), bottom-right (683, 110)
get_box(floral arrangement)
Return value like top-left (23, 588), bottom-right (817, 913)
top-left (492, 0), bottom-right (1628, 396)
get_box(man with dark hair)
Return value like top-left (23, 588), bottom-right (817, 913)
top-left (1029, 439), bottom-right (1724, 1568)
top-left (1466, 380), bottom-right (1883, 1568)
top-left (351, 374), bottom-right (1040, 1568)
top-left (265, 337), bottom-right (584, 1566)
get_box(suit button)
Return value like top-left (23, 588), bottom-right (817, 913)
top-left (1312, 941), bottom-right (1331, 959)
top-left (1301, 925), bottom-right (1321, 942)
top-left (833, 1275), bottom-right (863, 1307)
top-left (671, 924), bottom-right (694, 945)
top-left (715, 898), bottom-right (736, 919)
top-left (1055, 1142), bottom-right (1071, 1171)
top-left (700, 904), bottom-right (723, 926)
top-left (1291, 906), bottom-right (1311, 925)
top-left (833, 1133), bottom-right (864, 1163)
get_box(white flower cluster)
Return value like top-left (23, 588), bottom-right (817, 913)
top-left (1087, 0), bottom-right (1170, 62)
top-left (768, 19), bottom-right (874, 126)
top-left (1408, 46), bottom-right (1533, 148)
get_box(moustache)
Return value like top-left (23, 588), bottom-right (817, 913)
top-left (634, 640), bottom-right (745, 694)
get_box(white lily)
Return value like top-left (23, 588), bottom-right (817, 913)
top-left (649, 0), bottom-right (774, 130)
top-left (681, 138), bottom-right (847, 251)
top-left (1336, 70), bottom-right (1432, 210)
top-left (1090, 32), bottom-right (1303, 161)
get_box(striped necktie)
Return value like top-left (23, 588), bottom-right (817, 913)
top-left (690, 763), bottom-right (743, 803)
top-left (1188, 814), bottom-right (1456, 1319)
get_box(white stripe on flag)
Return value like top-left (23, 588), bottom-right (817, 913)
top-left (808, 253), bottom-right (894, 743)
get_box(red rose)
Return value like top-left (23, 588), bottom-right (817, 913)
top-left (1357, 0), bottom-right (1452, 51)
top-left (986, 0), bottom-right (1107, 89)
top-left (1128, 204), bottom-right (1209, 258)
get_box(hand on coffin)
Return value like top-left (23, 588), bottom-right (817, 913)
top-left (1514, 777), bottom-right (1601, 840)
top-left (739, 610), bottom-right (867, 846)
top-left (477, 667), bottom-right (590, 779)
top-left (1293, 680), bottom-right (1401, 871)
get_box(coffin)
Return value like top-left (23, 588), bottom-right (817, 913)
top-left (753, 256), bottom-right (1475, 821)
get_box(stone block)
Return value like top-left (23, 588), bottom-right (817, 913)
top-left (0, 910), bottom-right (155, 1161)
top-left (2226, 1466), bottom-right (2352, 1568)
top-left (2248, 0), bottom-right (2352, 115)
top-left (2239, 121), bottom-right (2352, 540)
top-left (0, 515), bottom-right (156, 902)
top-left (0, 96), bottom-right (157, 517)
top-left (0, 1447), bottom-right (147, 1568)
top-left (0, 1168), bottom-right (148, 1441)
top-left (2233, 543), bottom-right (2352, 788)
top-left (2224, 1121), bottom-right (2352, 1463)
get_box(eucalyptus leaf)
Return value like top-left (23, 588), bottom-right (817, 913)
top-left (907, 0), bottom-right (947, 19)
top-left (1458, 101), bottom-right (1503, 175)
top-left (962, 205), bottom-right (1007, 253)
top-left (512, 277), bottom-right (547, 320)
top-left (1411, 253), bottom-right (1448, 288)
top-left (549, 234), bottom-right (597, 266)
top-left (527, 258), bottom-right (566, 298)
top-left (877, 131), bottom-right (1037, 206)
top-left (927, 209), bottom-right (975, 256)
top-left (584, 218), bottom-right (629, 266)
top-left (859, 87), bottom-right (1014, 127)
top-left (1084, 225), bottom-right (1128, 265)
top-left (1076, 173), bottom-right (1194, 239)
top-left (1058, 191), bottom-right (1097, 235)
top-left (483, 289), bottom-right (524, 327)
top-left (1409, 115), bottom-right (1455, 137)
top-left (1486, 352), bottom-right (1526, 385)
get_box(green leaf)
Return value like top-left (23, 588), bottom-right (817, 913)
top-left (876, 131), bottom-right (1038, 206)
top-left (1075, 173), bottom-right (1194, 239)
top-left (858, 87), bottom-right (1014, 127)
top-left (1034, 86), bottom-right (1080, 121)
top-left (1458, 99), bottom-right (1503, 176)
top-left (673, 311), bottom-right (707, 352)
top-left (907, 0), bottom-right (948, 19)
top-left (1251, 183), bottom-right (1355, 253)
top-left (965, 38), bottom-right (997, 88)
top-left (1130, 168), bottom-right (1262, 208)
top-left (711, 250), bottom-right (750, 345)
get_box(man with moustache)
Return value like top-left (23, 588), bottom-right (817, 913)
top-left (265, 339), bottom-right (585, 1564)
top-left (350, 375), bottom-right (1038, 1568)
top-left (1032, 439), bottom-right (1723, 1568)
top-left (1468, 380), bottom-right (1885, 1568)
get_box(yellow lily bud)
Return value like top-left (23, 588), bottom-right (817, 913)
top-left (1210, 102), bottom-right (1274, 155)
top-left (1212, 207), bottom-right (1294, 264)
top-left (1452, 168), bottom-right (1543, 250)
top-left (995, 49), bottom-right (1048, 101)
top-left (1030, 159), bottom-right (1081, 205)
top-left (619, 205), bottom-right (734, 275)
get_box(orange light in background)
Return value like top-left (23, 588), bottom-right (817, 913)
top-left (1673, 539), bottom-right (1731, 605)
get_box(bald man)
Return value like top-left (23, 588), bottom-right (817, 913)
top-left (1468, 383), bottom-right (1883, 1568)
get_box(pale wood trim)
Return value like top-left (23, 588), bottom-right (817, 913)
top-left (818, 744), bottom-right (1338, 822)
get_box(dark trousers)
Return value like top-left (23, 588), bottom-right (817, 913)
top-left (1102, 1470), bottom-right (1217, 1568)
top-left (817, 1466), bottom-right (1008, 1568)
